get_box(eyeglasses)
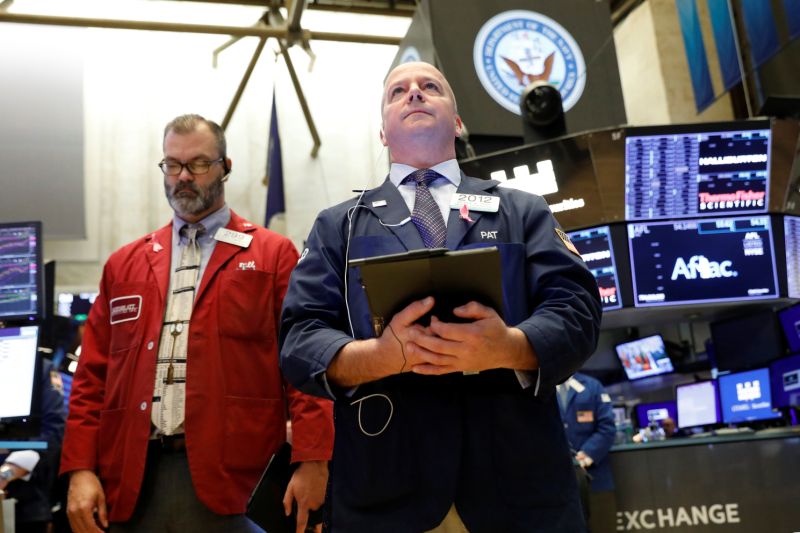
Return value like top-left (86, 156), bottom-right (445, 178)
top-left (158, 158), bottom-right (224, 176)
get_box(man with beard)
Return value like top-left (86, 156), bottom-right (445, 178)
top-left (60, 114), bottom-right (334, 533)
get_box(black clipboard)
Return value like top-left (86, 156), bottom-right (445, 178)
top-left (349, 247), bottom-right (504, 334)
top-left (245, 442), bottom-right (323, 533)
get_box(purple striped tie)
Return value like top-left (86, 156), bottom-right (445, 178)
top-left (404, 169), bottom-right (447, 248)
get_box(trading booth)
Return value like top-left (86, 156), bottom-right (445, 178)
top-left (460, 118), bottom-right (800, 532)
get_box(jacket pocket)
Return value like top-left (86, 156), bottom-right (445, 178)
top-left (108, 282), bottom-right (150, 353)
top-left (222, 396), bottom-right (283, 470)
top-left (218, 270), bottom-right (275, 340)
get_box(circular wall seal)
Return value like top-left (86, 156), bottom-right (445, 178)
top-left (473, 10), bottom-right (586, 115)
top-left (399, 46), bottom-right (421, 64)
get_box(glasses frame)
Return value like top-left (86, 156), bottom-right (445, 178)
top-left (158, 158), bottom-right (224, 176)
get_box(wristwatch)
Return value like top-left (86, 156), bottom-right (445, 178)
top-left (0, 465), bottom-right (14, 482)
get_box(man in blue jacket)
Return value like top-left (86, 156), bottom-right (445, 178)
top-left (280, 61), bottom-right (602, 532)
top-left (557, 372), bottom-right (617, 531)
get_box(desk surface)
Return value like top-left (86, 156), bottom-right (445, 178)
top-left (612, 426), bottom-right (800, 452)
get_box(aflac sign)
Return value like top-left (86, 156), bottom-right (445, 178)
top-left (473, 10), bottom-right (586, 115)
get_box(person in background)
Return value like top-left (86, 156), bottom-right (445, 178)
top-left (280, 61), bottom-right (602, 532)
top-left (0, 358), bottom-right (66, 533)
top-left (60, 114), bottom-right (334, 533)
top-left (557, 372), bottom-right (617, 532)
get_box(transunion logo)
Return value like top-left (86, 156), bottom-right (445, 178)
top-left (671, 255), bottom-right (737, 280)
top-left (473, 10), bottom-right (586, 115)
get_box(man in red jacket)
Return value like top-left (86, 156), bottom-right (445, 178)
top-left (61, 114), bottom-right (334, 533)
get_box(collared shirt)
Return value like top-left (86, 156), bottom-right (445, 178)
top-left (4, 450), bottom-right (40, 481)
top-left (388, 161), bottom-right (538, 392)
top-left (389, 159), bottom-right (461, 225)
top-left (170, 204), bottom-right (231, 288)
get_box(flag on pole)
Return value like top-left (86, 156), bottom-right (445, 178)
top-left (265, 89), bottom-right (286, 232)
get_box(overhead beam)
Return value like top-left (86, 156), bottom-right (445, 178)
top-left (0, 12), bottom-right (402, 45)
top-left (174, 0), bottom-right (415, 17)
top-left (221, 36), bottom-right (267, 130)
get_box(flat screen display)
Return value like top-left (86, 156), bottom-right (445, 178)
top-left (0, 325), bottom-right (39, 420)
top-left (676, 380), bottom-right (721, 428)
top-left (770, 354), bottom-right (800, 408)
top-left (719, 368), bottom-right (782, 424)
top-left (615, 334), bottom-right (674, 380)
top-left (778, 303), bottom-right (800, 354)
top-left (0, 221), bottom-right (42, 321)
top-left (567, 226), bottom-right (622, 310)
top-left (628, 216), bottom-right (778, 307)
top-left (635, 400), bottom-right (677, 428)
top-left (625, 122), bottom-right (770, 220)
top-left (710, 309), bottom-right (786, 372)
top-left (785, 216), bottom-right (800, 298)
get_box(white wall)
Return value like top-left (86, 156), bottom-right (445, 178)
top-left (26, 18), bottom-right (402, 292)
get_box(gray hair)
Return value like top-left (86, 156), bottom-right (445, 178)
top-left (163, 114), bottom-right (226, 158)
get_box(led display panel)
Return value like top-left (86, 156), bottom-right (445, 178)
top-left (711, 309), bottom-right (786, 372)
top-left (628, 216), bottom-right (778, 307)
top-left (785, 215), bottom-right (800, 298)
top-left (615, 334), bottom-right (674, 380)
top-left (0, 326), bottom-right (39, 420)
top-left (567, 226), bottom-right (622, 310)
top-left (770, 354), bottom-right (800, 408)
top-left (0, 221), bottom-right (42, 321)
top-left (635, 400), bottom-right (677, 428)
top-left (676, 380), bottom-right (721, 428)
top-left (719, 368), bottom-right (782, 424)
top-left (625, 122), bottom-right (770, 220)
top-left (777, 303), bottom-right (800, 354)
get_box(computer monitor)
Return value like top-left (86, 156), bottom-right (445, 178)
top-left (710, 309), bottom-right (786, 372)
top-left (718, 368), bottom-right (782, 424)
top-left (785, 216), bottom-right (800, 298)
top-left (0, 221), bottom-right (43, 322)
top-left (777, 303), bottom-right (800, 354)
top-left (634, 400), bottom-right (677, 429)
top-left (770, 354), bottom-right (800, 408)
top-left (627, 216), bottom-right (779, 307)
top-left (676, 380), bottom-right (721, 428)
top-left (56, 292), bottom-right (98, 320)
top-left (566, 225), bottom-right (623, 311)
top-left (625, 121), bottom-right (770, 221)
top-left (615, 334), bottom-right (675, 380)
top-left (0, 325), bottom-right (42, 439)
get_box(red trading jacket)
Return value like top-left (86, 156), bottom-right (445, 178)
top-left (60, 210), bottom-right (334, 521)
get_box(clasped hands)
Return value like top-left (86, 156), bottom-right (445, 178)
top-left (379, 296), bottom-right (532, 375)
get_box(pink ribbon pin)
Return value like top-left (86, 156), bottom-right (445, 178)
top-left (459, 203), bottom-right (474, 223)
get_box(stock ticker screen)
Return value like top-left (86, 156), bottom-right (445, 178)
top-left (628, 216), bottom-right (778, 307)
top-left (0, 223), bottom-right (41, 320)
top-left (625, 125), bottom-right (770, 220)
top-left (567, 226), bottom-right (622, 310)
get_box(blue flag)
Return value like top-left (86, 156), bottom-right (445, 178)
top-left (265, 90), bottom-right (285, 228)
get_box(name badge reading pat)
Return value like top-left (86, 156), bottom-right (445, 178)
top-left (449, 193), bottom-right (500, 213)
top-left (214, 228), bottom-right (253, 248)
